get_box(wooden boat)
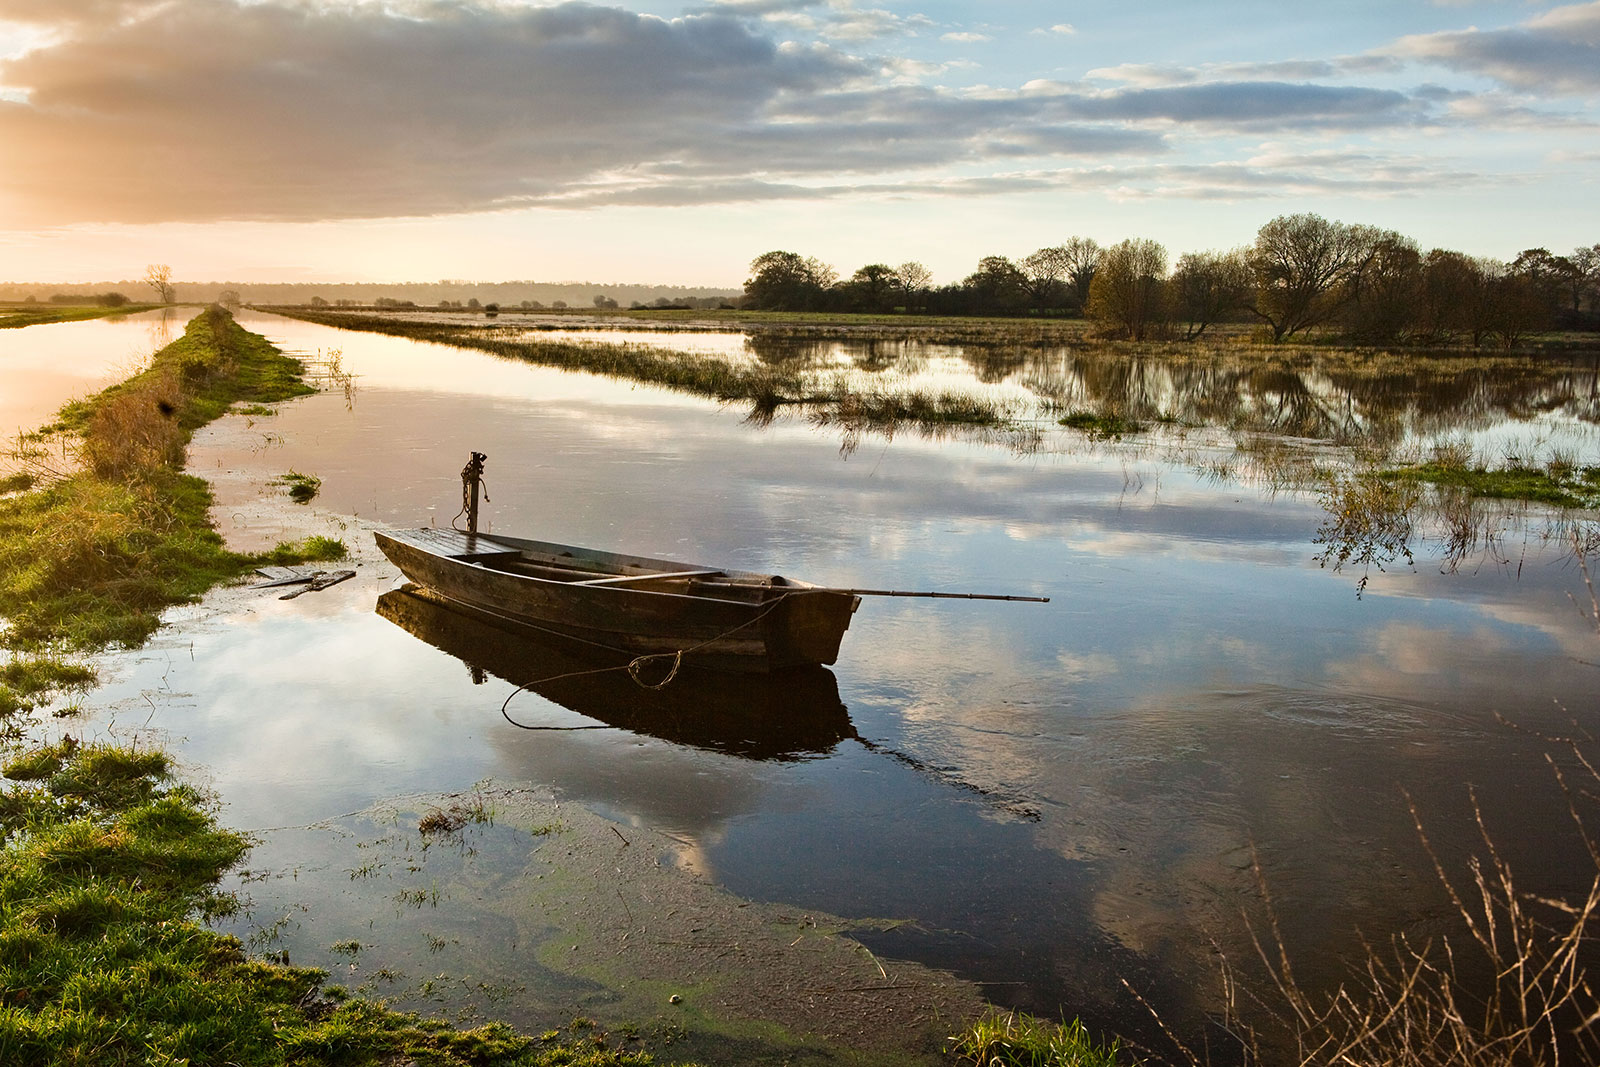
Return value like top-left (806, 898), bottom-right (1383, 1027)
top-left (376, 452), bottom-right (1045, 674)
top-left (375, 584), bottom-right (855, 760)
top-left (373, 526), bottom-right (861, 673)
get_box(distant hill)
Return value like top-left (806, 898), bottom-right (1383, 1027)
top-left (0, 280), bottom-right (741, 308)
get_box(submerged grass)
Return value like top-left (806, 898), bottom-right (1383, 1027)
top-left (949, 1011), bottom-right (1123, 1067)
top-left (1384, 461), bottom-right (1600, 510)
top-left (0, 304), bottom-right (157, 330)
top-left (277, 469), bottom-right (322, 504)
top-left (273, 308), bottom-right (1032, 433)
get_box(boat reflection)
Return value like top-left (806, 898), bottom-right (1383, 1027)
top-left (375, 585), bottom-right (855, 762)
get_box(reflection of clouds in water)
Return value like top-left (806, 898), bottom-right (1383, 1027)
top-left (93, 589), bottom-right (501, 826)
top-left (0, 309), bottom-right (175, 434)
top-left (174, 311), bottom-right (1600, 1031)
top-left (1055, 650), bottom-right (1121, 684)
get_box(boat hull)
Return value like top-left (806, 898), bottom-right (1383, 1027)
top-left (374, 528), bottom-right (858, 673)
top-left (376, 585), bottom-right (855, 758)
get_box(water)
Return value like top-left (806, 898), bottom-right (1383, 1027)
top-left (0, 307), bottom-right (180, 439)
top-left (73, 311), bottom-right (1600, 1052)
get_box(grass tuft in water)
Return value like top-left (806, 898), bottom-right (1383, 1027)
top-left (949, 1010), bottom-right (1123, 1067)
top-left (276, 469), bottom-right (322, 504)
top-left (1059, 411), bottom-right (1144, 439)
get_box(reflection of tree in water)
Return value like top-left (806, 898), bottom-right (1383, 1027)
top-left (743, 334), bottom-right (832, 366)
top-left (1014, 348), bottom-right (1600, 445)
top-left (959, 345), bottom-right (1031, 384)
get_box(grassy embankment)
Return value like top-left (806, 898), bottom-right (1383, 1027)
top-left (0, 305), bottom-right (159, 330)
top-left (272, 308), bottom-right (1016, 432)
top-left (0, 307), bottom-right (669, 1065)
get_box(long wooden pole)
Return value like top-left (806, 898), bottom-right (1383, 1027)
top-left (691, 576), bottom-right (1049, 602)
top-left (827, 588), bottom-right (1049, 602)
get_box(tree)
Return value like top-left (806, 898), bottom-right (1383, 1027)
top-left (1058, 237), bottom-right (1101, 312)
top-left (144, 263), bottom-right (175, 304)
top-left (1417, 249), bottom-right (1488, 344)
top-left (961, 255), bottom-right (1028, 314)
top-left (1020, 246), bottom-right (1072, 311)
top-left (744, 251), bottom-right (837, 311)
top-left (1483, 261), bottom-right (1547, 350)
top-left (846, 263), bottom-right (898, 312)
top-left (1248, 214), bottom-right (1375, 340)
top-left (894, 261), bottom-right (933, 312)
top-left (217, 289), bottom-right (242, 309)
top-left (1170, 248), bottom-right (1250, 340)
top-left (1569, 244), bottom-right (1600, 319)
top-left (1344, 231), bottom-right (1421, 344)
top-left (1085, 238), bottom-right (1167, 340)
top-left (1512, 247), bottom-right (1576, 325)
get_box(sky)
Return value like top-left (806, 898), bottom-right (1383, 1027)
top-left (0, 0), bottom-right (1596, 286)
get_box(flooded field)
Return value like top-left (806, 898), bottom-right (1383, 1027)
top-left (42, 311), bottom-right (1600, 1054)
top-left (0, 307), bottom-right (180, 439)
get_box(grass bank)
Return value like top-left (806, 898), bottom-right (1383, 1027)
top-left (0, 306), bottom-right (333, 655)
top-left (0, 304), bottom-right (159, 330)
top-left (271, 308), bottom-right (1031, 435)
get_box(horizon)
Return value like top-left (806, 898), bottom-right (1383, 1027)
top-left (2, 1), bottom-right (1597, 286)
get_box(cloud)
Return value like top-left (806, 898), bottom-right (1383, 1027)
top-left (1089, 56), bottom-right (1405, 88)
top-left (0, 0), bottom-right (1505, 225)
top-left (699, 0), bottom-right (932, 41)
top-left (1032, 23), bottom-right (1075, 36)
top-left (940, 32), bottom-right (990, 43)
top-left (1390, 0), bottom-right (1600, 93)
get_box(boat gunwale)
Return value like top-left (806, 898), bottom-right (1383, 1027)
top-left (375, 529), bottom-right (832, 609)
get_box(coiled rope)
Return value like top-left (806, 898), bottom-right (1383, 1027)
top-left (498, 591), bottom-right (796, 731)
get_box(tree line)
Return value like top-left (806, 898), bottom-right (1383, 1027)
top-left (744, 217), bottom-right (1600, 348)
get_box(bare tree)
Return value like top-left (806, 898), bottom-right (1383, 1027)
top-left (1344, 231), bottom-right (1422, 344)
top-left (1020, 246), bottom-right (1071, 311)
top-left (1170, 248), bottom-right (1251, 340)
top-left (1248, 214), bottom-right (1375, 340)
top-left (144, 263), bottom-right (175, 304)
top-left (894, 261), bottom-right (933, 312)
top-left (1058, 237), bottom-right (1101, 312)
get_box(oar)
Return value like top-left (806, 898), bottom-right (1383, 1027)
top-left (826, 588), bottom-right (1049, 602)
top-left (692, 578), bottom-right (1048, 602)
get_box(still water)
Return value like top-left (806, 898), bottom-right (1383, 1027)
top-left (76, 311), bottom-right (1600, 1052)
top-left (0, 307), bottom-right (180, 439)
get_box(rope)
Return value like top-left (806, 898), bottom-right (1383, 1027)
top-left (498, 592), bottom-right (796, 730)
top-left (451, 455), bottom-right (490, 532)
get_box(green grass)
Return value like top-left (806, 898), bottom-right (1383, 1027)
top-left (0, 304), bottom-right (158, 330)
top-left (0, 309), bottom-right (336, 652)
top-left (1058, 412), bottom-right (1144, 439)
top-left (0, 739), bottom-right (660, 1066)
top-left (948, 1010), bottom-right (1123, 1067)
top-left (276, 470), bottom-right (322, 504)
top-left (1384, 462), bottom-right (1600, 510)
